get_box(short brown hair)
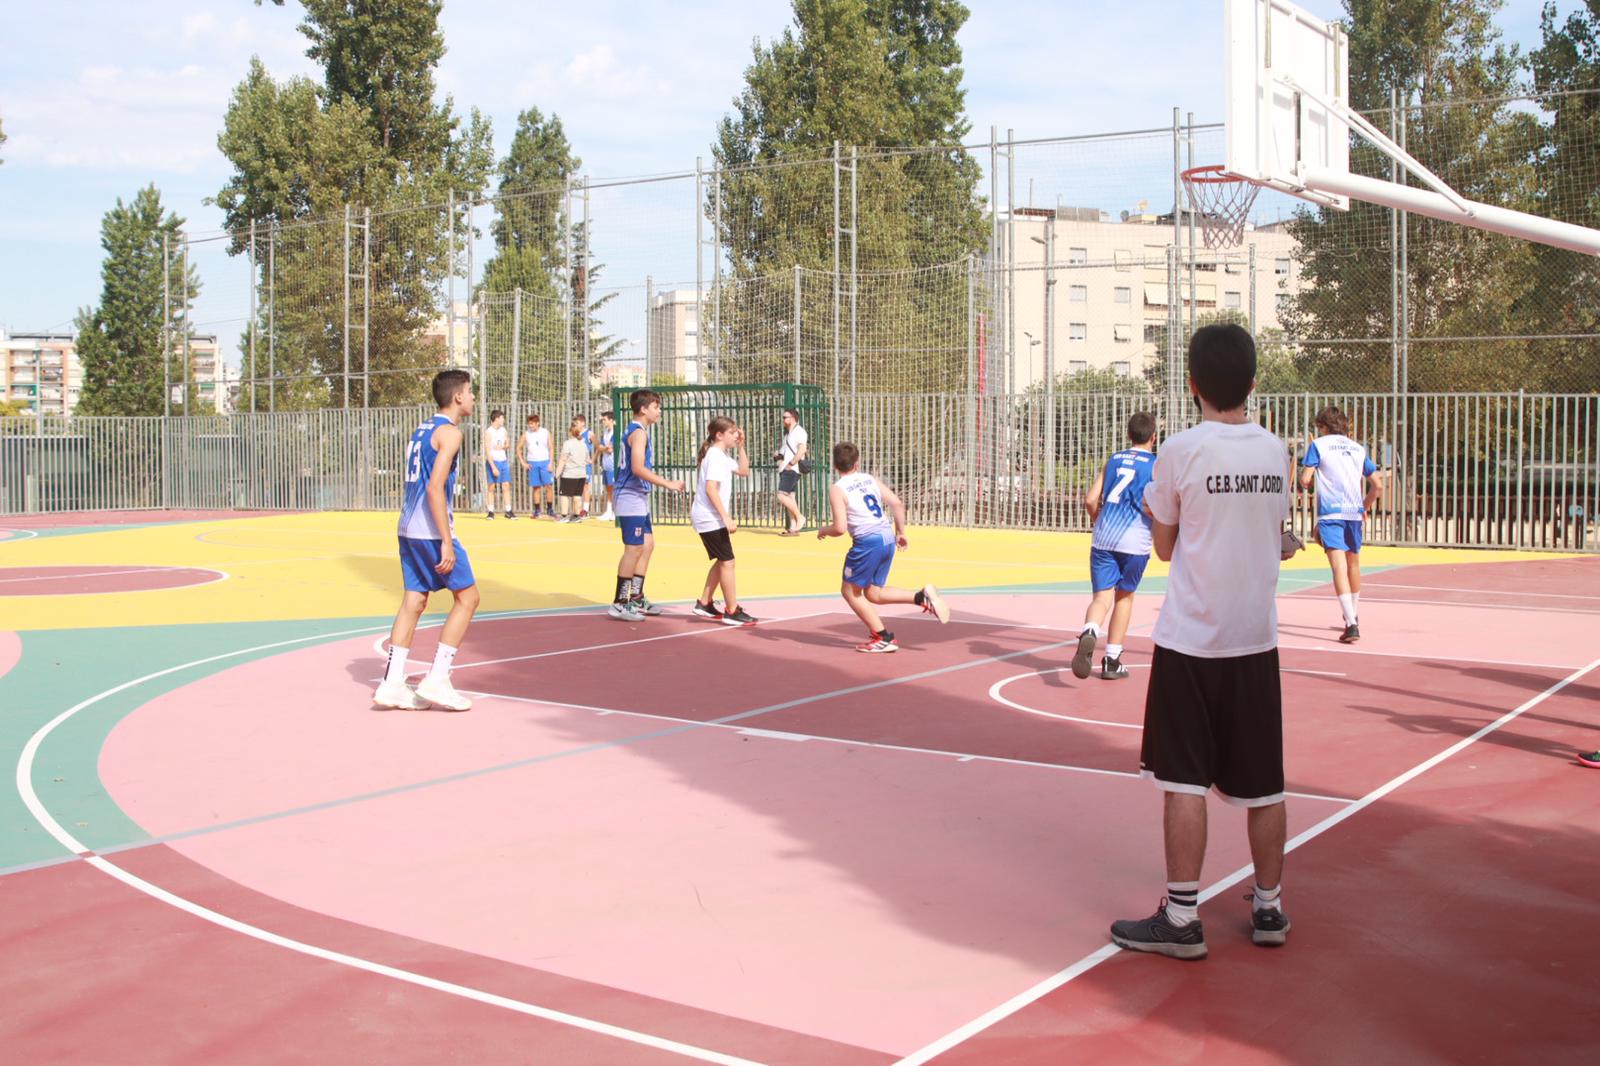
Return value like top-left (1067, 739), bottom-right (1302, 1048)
top-left (1314, 405), bottom-right (1351, 436)
top-left (1188, 323), bottom-right (1256, 412)
top-left (832, 441), bottom-right (860, 473)
top-left (431, 369), bottom-right (470, 408)
top-left (630, 389), bottom-right (662, 414)
top-left (1127, 411), bottom-right (1156, 445)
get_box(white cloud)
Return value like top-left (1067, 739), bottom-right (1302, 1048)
top-left (182, 11), bottom-right (218, 43)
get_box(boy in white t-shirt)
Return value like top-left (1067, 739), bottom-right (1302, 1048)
top-left (1110, 323), bottom-right (1303, 961)
top-left (481, 410), bottom-right (514, 520)
top-left (816, 441), bottom-right (948, 652)
top-left (518, 414), bottom-right (555, 519)
top-left (1300, 406), bottom-right (1383, 643)
top-left (689, 417), bottom-right (756, 625)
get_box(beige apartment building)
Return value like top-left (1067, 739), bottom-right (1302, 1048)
top-left (646, 289), bottom-right (703, 384)
top-left (1004, 208), bottom-right (1303, 388)
top-left (1, 332), bottom-right (83, 415)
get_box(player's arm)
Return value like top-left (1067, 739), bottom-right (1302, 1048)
top-left (481, 429), bottom-right (493, 467)
top-left (881, 483), bottom-right (910, 548)
top-left (1151, 519), bottom-right (1178, 562)
top-left (1363, 457), bottom-right (1383, 511)
top-left (733, 433), bottom-right (751, 477)
top-left (816, 484), bottom-right (848, 539)
top-left (707, 477), bottom-right (736, 533)
top-left (1145, 456), bottom-right (1178, 562)
top-left (517, 432), bottom-right (528, 470)
top-left (428, 424), bottom-right (462, 572)
top-left (1084, 469), bottom-right (1105, 522)
top-left (629, 427), bottom-right (685, 492)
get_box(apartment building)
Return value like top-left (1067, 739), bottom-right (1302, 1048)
top-left (1, 332), bottom-right (84, 415)
top-left (646, 289), bottom-right (703, 384)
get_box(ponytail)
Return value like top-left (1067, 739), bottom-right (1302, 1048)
top-left (697, 416), bottom-right (737, 463)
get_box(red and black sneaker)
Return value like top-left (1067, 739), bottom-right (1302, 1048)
top-left (1577, 749), bottom-right (1600, 768)
top-left (855, 631), bottom-right (898, 653)
top-left (691, 600), bottom-right (724, 621)
top-left (721, 607), bottom-right (758, 626)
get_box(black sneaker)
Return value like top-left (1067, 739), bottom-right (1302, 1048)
top-left (1339, 623), bottom-right (1360, 644)
top-left (1243, 894), bottom-right (1292, 946)
top-left (1100, 656), bottom-right (1129, 680)
top-left (691, 600), bottom-right (724, 620)
top-left (1109, 900), bottom-right (1207, 960)
top-left (721, 607), bottom-right (757, 626)
top-left (1070, 629), bottom-right (1097, 679)
top-left (485, 511), bottom-right (495, 520)
top-left (504, 511), bottom-right (516, 520)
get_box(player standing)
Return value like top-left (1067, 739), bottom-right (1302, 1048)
top-left (690, 417), bottom-right (757, 625)
top-left (519, 413), bottom-right (555, 519)
top-left (1072, 412), bottom-right (1158, 680)
top-left (373, 369), bottom-right (480, 713)
top-left (481, 410), bottom-right (514, 520)
top-left (609, 390), bottom-right (685, 621)
top-left (1300, 406), bottom-right (1383, 643)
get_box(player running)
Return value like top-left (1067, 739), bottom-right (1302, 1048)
top-left (1300, 406), bottom-right (1383, 643)
top-left (1072, 412), bottom-right (1158, 680)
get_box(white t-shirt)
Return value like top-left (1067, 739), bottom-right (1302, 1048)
top-left (523, 427), bottom-right (552, 463)
top-left (485, 425), bottom-right (509, 462)
top-left (780, 424), bottom-right (808, 471)
top-left (1303, 433), bottom-right (1377, 522)
top-left (691, 447), bottom-right (740, 532)
top-left (836, 470), bottom-right (893, 540)
top-left (1145, 420), bottom-right (1291, 658)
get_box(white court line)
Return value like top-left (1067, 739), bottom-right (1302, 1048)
top-left (0, 528), bottom-right (40, 542)
top-left (1357, 581), bottom-right (1600, 602)
top-left (1339, 594), bottom-right (1600, 615)
top-left (13, 621), bottom-right (763, 1066)
top-left (0, 566), bottom-right (187, 584)
top-left (0, 566), bottom-right (230, 596)
top-left (892, 653), bottom-right (1600, 1066)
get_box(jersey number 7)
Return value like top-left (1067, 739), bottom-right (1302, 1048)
top-left (1105, 467), bottom-right (1137, 504)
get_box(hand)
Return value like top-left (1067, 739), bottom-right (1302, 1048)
top-left (435, 543), bottom-right (456, 574)
top-left (669, 479), bottom-right (686, 493)
top-left (815, 528), bottom-right (827, 540)
top-left (1280, 529), bottom-right (1304, 560)
top-left (896, 534), bottom-right (909, 549)
top-left (728, 521), bottom-right (738, 534)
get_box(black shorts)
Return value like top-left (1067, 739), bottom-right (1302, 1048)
top-left (558, 477), bottom-right (586, 497)
top-left (698, 528), bottom-right (735, 562)
top-left (1139, 644), bottom-right (1284, 806)
top-left (777, 470), bottom-right (800, 494)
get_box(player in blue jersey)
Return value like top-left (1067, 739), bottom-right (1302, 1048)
top-left (1071, 412), bottom-right (1158, 680)
top-left (609, 389), bottom-right (686, 621)
top-left (1300, 406), bottom-right (1383, 643)
top-left (373, 369), bottom-right (480, 712)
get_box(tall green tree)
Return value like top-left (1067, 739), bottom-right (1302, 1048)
top-left (75, 186), bottom-right (199, 416)
top-left (216, 1), bottom-right (493, 409)
top-left (711, 0), bottom-right (985, 392)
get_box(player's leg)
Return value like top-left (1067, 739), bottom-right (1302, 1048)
top-left (841, 581), bottom-right (886, 637)
top-left (1076, 549), bottom-right (1121, 678)
top-left (1098, 590), bottom-right (1137, 679)
top-left (1082, 588), bottom-right (1115, 632)
top-left (412, 538), bottom-right (479, 711)
top-left (375, 588), bottom-right (430, 709)
top-left (698, 560), bottom-right (721, 614)
top-left (1345, 524), bottom-right (1363, 635)
top-left (718, 559), bottom-right (743, 617)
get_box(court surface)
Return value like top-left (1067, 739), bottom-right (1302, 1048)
top-left (3, 510), bottom-right (1596, 1064)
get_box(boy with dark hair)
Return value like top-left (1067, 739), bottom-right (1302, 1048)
top-left (1300, 405), bottom-right (1383, 643)
top-left (482, 409), bottom-right (514, 520)
top-left (597, 410), bottom-right (617, 522)
top-left (374, 369), bottom-right (480, 712)
top-left (519, 413), bottom-right (554, 519)
top-left (1072, 411), bottom-right (1158, 680)
top-left (817, 441), bottom-right (948, 652)
top-left (610, 389), bottom-right (685, 621)
top-left (1110, 323), bottom-right (1302, 960)
top-left (775, 407), bottom-right (808, 535)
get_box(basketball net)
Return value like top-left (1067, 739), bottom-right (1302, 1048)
top-left (1181, 166), bottom-right (1262, 249)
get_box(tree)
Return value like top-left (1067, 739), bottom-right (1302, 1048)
top-left (216, 1), bottom-right (493, 409)
top-left (0, 399), bottom-right (29, 417)
top-left (711, 0), bottom-right (985, 392)
top-left (75, 186), bottom-right (199, 416)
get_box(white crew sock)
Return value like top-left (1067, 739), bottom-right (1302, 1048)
top-left (427, 642), bottom-right (459, 683)
top-left (1337, 592), bottom-right (1357, 626)
top-left (1252, 882), bottom-right (1283, 913)
top-left (1165, 880), bottom-right (1200, 926)
top-left (383, 645), bottom-right (410, 685)
top-left (1082, 621), bottom-right (1103, 638)
top-left (1106, 643), bottom-right (1124, 661)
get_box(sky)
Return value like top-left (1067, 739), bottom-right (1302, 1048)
top-left (0, 0), bottom-right (1569, 356)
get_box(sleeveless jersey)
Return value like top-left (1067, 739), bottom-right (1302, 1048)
top-left (601, 427), bottom-right (615, 471)
top-left (1303, 434), bottom-right (1376, 521)
top-left (1090, 448), bottom-right (1156, 554)
top-left (398, 414), bottom-right (458, 540)
top-left (613, 419), bottom-right (653, 516)
top-left (837, 471), bottom-right (893, 540)
top-left (485, 425), bottom-right (509, 462)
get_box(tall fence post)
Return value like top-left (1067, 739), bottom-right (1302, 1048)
top-left (645, 275), bottom-right (654, 382)
top-left (181, 238), bottom-right (192, 416)
top-left (162, 233), bottom-right (171, 419)
top-left (362, 205), bottom-right (371, 410)
top-left (1006, 128), bottom-right (1016, 398)
top-left (512, 287), bottom-right (522, 404)
top-left (832, 140), bottom-right (842, 416)
top-left (793, 263), bottom-right (803, 384)
top-left (711, 166), bottom-right (721, 386)
top-left (1516, 389), bottom-right (1526, 549)
top-left (965, 253), bottom-right (978, 527)
top-left (267, 221), bottom-right (276, 413)
top-left (849, 144), bottom-right (858, 400)
top-left (342, 203), bottom-right (352, 408)
top-left (447, 190), bottom-right (457, 366)
top-left (563, 181), bottom-right (574, 394)
top-left (1043, 214), bottom-right (1055, 490)
top-left (577, 175), bottom-right (590, 404)
top-left (247, 219), bottom-right (257, 414)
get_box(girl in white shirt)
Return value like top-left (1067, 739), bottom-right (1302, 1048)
top-left (690, 417), bottom-right (755, 625)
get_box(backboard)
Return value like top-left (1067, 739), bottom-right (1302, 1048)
top-left (1224, 0), bottom-right (1350, 210)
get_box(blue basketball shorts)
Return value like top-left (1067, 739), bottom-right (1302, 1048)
top-left (398, 536), bottom-right (476, 593)
top-left (1318, 518), bottom-right (1363, 553)
top-left (1089, 546), bottom-right (1149, 593)
top-left (843, 533), bottom-right (896, 589)
top-left (526, 463), bottom-right (553, 487)
top-left (619, 515), bottom-right (653, 546)
top-left (485, 459), bottom-right (510, 484)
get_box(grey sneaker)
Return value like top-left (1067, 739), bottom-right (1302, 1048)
top-left (1071, 628), bottom-right (1097, 679)
top-left (1100, 656), bottom-right (1129, 680)
top-left (632, 596), bottom-right (662, 616)
top-left (608, 600), bottom-right (644, 622)
top-left (1245, 894), bottom-right (1292, 946)
top-left (721, 607), bottom-right (757, 626)
top-left (1339, 623), bottom-right (1360, 643)
top-left (1110, 900), bottom-right (1207, 960)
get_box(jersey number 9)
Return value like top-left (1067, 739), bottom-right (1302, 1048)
top-left (862, 492), bottom-right (883, 518)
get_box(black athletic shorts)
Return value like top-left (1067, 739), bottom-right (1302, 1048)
top-left (778, 470), bottom-right (800, 494)
top-left (698, 527), bottom-right (735, 562)
top-left (1139, 644), bottom-right (1285, 806)
top-left (558, 476), bottom-right (586, 497)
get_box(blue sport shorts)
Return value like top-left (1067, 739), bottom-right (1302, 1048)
top-left (526, 463), bottom-right (553, 487)
top-left (1318, 518), bottom-right (1363, 553)
top-left (1089, 546), bottom-right (1149, 593)
top-left (843, 533), bottom-right (896, 589)
top-left (398, 536), bottom-right (476, 593)
top-left (619, 515), bottom-right (653, 546)
top-left (485, 459), bottom-right (511, 484)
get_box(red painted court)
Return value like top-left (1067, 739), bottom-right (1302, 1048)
top-left (4, 556), bottom-right (1598, 1064)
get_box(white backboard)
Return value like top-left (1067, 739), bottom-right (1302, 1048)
top-left (1224, 0), bottom-right (1351, 210)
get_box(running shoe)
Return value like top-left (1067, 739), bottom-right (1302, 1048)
top-left (504, 511), bottom-right (516, 520)
top-left (632, 596), bottom-right (663, 616)
top-left (920, 584), bottom-right (950, 624)
top-left (372, 680), bottom-right (422, 710)
top-left (1243, 894), bottom-right (1292, 946)
top-left (415, 676), bottom-right (473, 712)
top-left (1339, 623), bottom-right (1360, 644)
top-left (721, 607), bottom-right (758, 626)
top-left (856, 631), bottom-right (898, 653)
top-left (608, 600), bottom-right (644, 622)
top-left (485, 511), bottom-right (495, 520)
top-left (1071, 628), bottom-right (1098, 679)
top-left (1100, 656), bottom-right (1129, 680)
top-left (1577, 749), bottom-right (1600, 768)
top-left (691, 600), bottom-right (724, 621)
top-left (1109, 900), bottom-right (1208, 960)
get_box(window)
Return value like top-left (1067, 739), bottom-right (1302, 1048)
top-left (1111, 361), bottom-right (1131, 377)
top-left (1068, 360), bottom-right (1088, 374)
top-left (1068, 247), bottom-right (1089, 265)
top-left (1224, 261), bottom-right (1242, 274)
top-left (1114, 249), bottom-right (1133, 271)
top-left (1113, 323), bottom-right (1133, 343)
top-left (1196, 261), bottom-right (1217, 272)
top-left (1069, 284), bottom-right (1088, 302)
top-left (1274, 257), bottom-right (1291, 276)
top-left (1196, 284), bottom-right (1217, 307)
top-left (1144, 323), bottom-right (1166, 344)
top-left (1142, 284), bottom-right (1169, 307)
top-left (1276, 293), bottom-right (1292, 313)
top-left (1225, 290), bottom-right (1242, 309)
top-left (1068, 323), bottom-right (1088, 342)
top-left (1114, 286), bottom-right (1132, 304)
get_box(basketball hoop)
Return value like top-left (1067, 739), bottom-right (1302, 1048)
top-left (1181, 165), bottom-right (1261, 248)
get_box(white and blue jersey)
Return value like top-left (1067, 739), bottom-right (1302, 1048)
top-left (1303, 434), bottom-right (1376, 522)
top-left (601, 428), bottom-right (615, 472)
top-left (613, 419), bottom-right (653, 518)
top-left (581, 426), bottom-right (594, 477)
top-left (397, 414), bottom-right (474, 592)
top-left (1090, 449), bottom-right (1155, 555)
top-left (839, 471), bottom-right (896, 589)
